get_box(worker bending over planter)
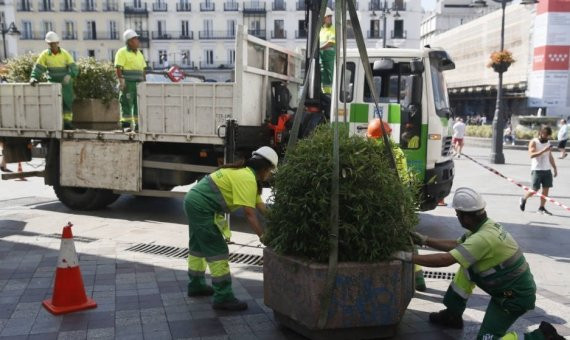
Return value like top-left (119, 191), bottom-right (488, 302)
top-left (183, 147), bottom-right (278, 311)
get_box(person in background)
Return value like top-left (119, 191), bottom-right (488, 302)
top-left (319, 7), bottom-right (335, 95)
top-left (453, 118), bottom-right (466, 158)
top-left (29, 31), bottom-right (79, 130)
top-left (0, 143), bottom-right (10, 173)
top-left (519, 126), bottom-right (558, 215)
top-left (557, 119), bottom-right (567, 159)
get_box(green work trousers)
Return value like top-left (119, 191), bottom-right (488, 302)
top-left (119, 81), bottom-right (139, 130)
top-left (320, 49), bottom-right (335, 94)
top-left (183, 178), bottom-right (235, 304)
top-left (49, 79), bottom-right (74, 129)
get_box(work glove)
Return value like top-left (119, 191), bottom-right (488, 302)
top-left (390, 251), bottom-right (413, 262)
top-left (62, 74), bottom-right (71, 85)
top-left (29, 78), bottom-right (38, 87)
top-left (118, 78), bottom-right (126, 91)
top-left (410, 231), bottom-right (428, 246)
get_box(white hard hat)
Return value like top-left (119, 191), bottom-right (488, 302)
top-left (451, 187), bottom-right (486, 212)
top-left (123, 29), bottom-right (139, 43)
top-left (325, 7), bottom-right (334, 17)
top-left (45, 31), bottom-right (60, 43)
top-left (252, 146), bottom-right (278, 167)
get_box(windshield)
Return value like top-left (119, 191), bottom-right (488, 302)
top-left (429, 60), bottom-right (451, 117)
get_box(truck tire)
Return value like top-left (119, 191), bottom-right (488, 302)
top-left (53, 184), bottom-right (120, 211)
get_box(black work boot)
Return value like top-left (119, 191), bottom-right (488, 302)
top-left (187, 285), bottom-right (214, 297)
top-left (539, 321), bottom-right (566, 340)
top-left (429, 309), bottom-right (464, 329)
top-left (212, 298), bottom-right (248, 311)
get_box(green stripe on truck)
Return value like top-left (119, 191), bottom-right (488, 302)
top-left (349, 103), bottom-right (370, 123)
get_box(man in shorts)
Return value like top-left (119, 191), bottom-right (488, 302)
top-left (453, 118), bottom-right (466, 158)
top-left (520, 126), bottom-right (558, 215)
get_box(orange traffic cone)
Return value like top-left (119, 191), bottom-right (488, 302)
top-left (43, 223), bottom-right (97, 315)
top-left (15, 162), bottom-right (27, 181)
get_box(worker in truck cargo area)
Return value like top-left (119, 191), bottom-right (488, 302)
top-left (115, 29), bottom-right (147, 132)
top-left (29, 31), bottom-right (79, 130)
top-left (183, 146), bottom-right (278, 311)
top-left (392, 187), bottom-right (565, 340)
top-left (367, 118), bottom-right (427, 292)
top-left (320, 7), bottom-right (335, 95)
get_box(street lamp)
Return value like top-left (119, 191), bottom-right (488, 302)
top-left (1, 22), bottom-right (20, 60)
top-left (378, 0), bottom-right (398, 48)
top-left (472, 0), bottom-right (538, 164)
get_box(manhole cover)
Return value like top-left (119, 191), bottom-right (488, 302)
top-left (423, 270), bottom-right (455, 280)
top-left (125, 243), bottom-right (263, 266)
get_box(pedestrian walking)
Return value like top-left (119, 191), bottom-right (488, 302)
top-left (115, 29), bottom-right (147, 132)
top-left (29, 31), bottom-right (79, 130)
top-left (184, 147), bottom-right (277, 311)
top-left (392, 188), bottom-right (564, 340)
top-left (557, 119), bottom-right (568, 159)
top-left (519, 126), bottom-right (558, 215)
top-left (452, 118), bottom-right (466, 158)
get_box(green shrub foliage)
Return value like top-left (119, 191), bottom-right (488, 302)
top-left (4, 53), bottom-right (42, 83)
top-left (264, 125), bottom-right (418, 263)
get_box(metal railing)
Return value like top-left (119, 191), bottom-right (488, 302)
top-left (20, 31), bottom-right (44, 40)
top-left (198, 30), bottom-right (235, 39)
top-left (271, 30), bottom-right (287, 39)
top-left (124, 2), bottom-right (148, 14)
top-left (200, 2), bottom-right (215, 11)
top-left (82, 1), bottom-right (96, 11)
top-left (83, 31), bottom-right (120, 40)
top-left (60, 0), bottom-right (75, 11)
top-left (152, 2), bottom-right (167, 11)
top-left (368, 0), bottom-right (384, 10)
top-left (367, 30), bottom-right (382, 39)
top-left (199, 61), bottom-right (234, 69)
top-left (62, 32), bottom-right (78, 40)
top-left (391, 30), bottom-right (406, 39)
top-left (137, 30), bottom-right (150, 42)
top-left (392, 1), bottom-right (406, 11)
top-left (243, 1), bottom-right (265, 12)
top-left (102, 1), bottom-right (118, 11)
top-left (248, 29), bottom-right (266, 39)
top-left (224, 1), bottom-right (238, 11)
top-left (176, 2), bottom-right (191, 11)
top-left (295, 30), bottom-right (307, 39)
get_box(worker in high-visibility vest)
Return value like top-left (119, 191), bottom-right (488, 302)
top-left (30, 31), bottom-right (79, 130)
top-left (184, 147), bottom-right (278, 311)
top-left (392, 188), bottom-right (564, 340)
top-left (115, 29), bottom-right (147, 132)
top-left (320, 7), bottom-right (335, 95)
top-left (367, 118), bottom-right (426, 291)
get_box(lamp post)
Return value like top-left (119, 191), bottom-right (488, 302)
top-left (472, 0), bottom-right (538, 164)
top-left (378, 0), bottom-right (399, 48)
top-left (1, 21), bottom-right (20, 60)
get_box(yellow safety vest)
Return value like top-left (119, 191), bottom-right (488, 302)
top-left (114, 46), bottom-right (147, 82)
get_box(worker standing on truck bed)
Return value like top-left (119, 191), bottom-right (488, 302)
top-left (367, 118), bottom-right (427, 292)
top-left (29, 31), bottom-right (79, 130)
top-left (183, 147), bottom-right (277, 311)
top-left (392, 188), bottom-right (565, 340)
top-left (115, 29), bottom-right (147, 132)
top-left (320, 7), bottom-right (335, 95)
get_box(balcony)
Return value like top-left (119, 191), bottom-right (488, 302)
top-left (200, 2), bottom-right (215, 11)
top-left (83, 31), bottom-right (120, 40)
top-left (367, 30), bottom-right (382, 39)
top-left (102, 1), bottom-right (118, 11)
top-left (176, 2), bottom-right (191, 11)
top-left (152, 2), bottom-right (167, 11)
top-left (198, 30), bottom-right (235, 40)
top-left (20, 31), bottom-right (45, 40)
top-left (224, 1), bottom-right (238, 11)
top-left (60, 0), bottom-right (75, 11)
top-left (152, 31), bottom-right (193, 39)
top-left (272, 1), bottom-right (286, 10)
top-left (391, 30), bottom-right (406, 39)
top-left (17, 2), bottom-right (32, 11)
top-left (38, 2), bottom-right (54, 11)
top-left (62, 32), bottom-right (78, 40)
top-left (392, 2), bottom-right (406, 11)
top-left (199, 61), bottom-right (234, 70)
top-left (124, 2), bottom-right (148, 15)
top-left (296, 1), bottom-right (305, 10)
top-left (248, 29), bottom-right (266, 39)
top-left (295, 30), bottom-right (307, 39)
top-left (368, 0), bottom-right (384, 11)
top-left (243, 1), bottom-right (265, 12)
top-left (271, 30), bottom-right (286, 39)
top-left (82, 1), bottom-right (97, 11)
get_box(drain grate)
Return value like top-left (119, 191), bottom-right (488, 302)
top-left (125, 243), bottom-right (264, 266)
top-left (423, 270), bottom-right (455, 280)
top-left (45, 233), bottom-right (98, 243)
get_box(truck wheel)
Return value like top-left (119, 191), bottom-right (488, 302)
top-left (53, 184), bottom-right (120, 211)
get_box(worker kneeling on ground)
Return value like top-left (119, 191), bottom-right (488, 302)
top-left (367, 118), bottom-right (426, 291)
top-left (115, 29), bottom-right (147, 132)
top-left (183, 146), bottom-right (278, 311)
top-left (30, 31), bottom-right (79, 130)
top-left (392, 187), bottom-right (564, 340)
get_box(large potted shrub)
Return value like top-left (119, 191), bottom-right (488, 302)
top-left (72, 58), bottom-right (119, 130)
top-left (263, 126), bottom-right (418, 339)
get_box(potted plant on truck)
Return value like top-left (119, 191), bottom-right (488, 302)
top-left (263, 125), bottom-right (419, 339)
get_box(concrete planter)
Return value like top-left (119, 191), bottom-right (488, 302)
top-left (263, 248), bottom-right (414, 339)
top-left (72, 98), bottom-right (120, 130)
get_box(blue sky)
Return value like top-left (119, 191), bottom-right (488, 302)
top-left (422, 0), bottom-right (437, 11)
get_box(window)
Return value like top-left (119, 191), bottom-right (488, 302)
top-left (109, 20), bottom-right (117, 39)
top-left (340, 62), bottom-right (355, 102)
top-left (61, 0), bottom-right (74, 10)
top-left (159, 50), bottom-right (167, 64)
top-left (203, 19), bottom-right (213, 34)
top-left (134, 20), bottom-right (143, 33)
top-left (181, 20), bottom-right (190, 37)
top-left (134, 0), bottom-right (142, 7)
top-left (204, 49), bottom-right (214, 65)
top-left (273, 20), bottom-right (284, 39)
top-left (40, 0), bottom-right (53, 11)
top-left (88, 49), bottom-right (95, 58)
top-left (64, 21), bottom-right (75, 39)
top-left (21, 21), bottom-right (32, 39)
top-left (228, 49), bottom-right (235, 65)
top-left (393, 20), bottom-right (404, 39)
top-left (41, 21), bottom-right (53, 36)
top-left (370, 20), bottom-right (380, 39)
top-left (297, 20), bottom-right (306, 38)
top-left (227, 20), bottom-right (236, 37)
top-left (157, 20), bottom-right (166, 36)
top-left (86, 20), bottom-right (96, 39)
top-left (181, 49), bottom-right (191, 66)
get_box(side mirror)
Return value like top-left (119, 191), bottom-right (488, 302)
top-left (340, 83), bottom-right (354, 102)
top-left (373, 58), bottom-right (394, 71)
top-left (410, 59), bottom-right (425, 74)
top-left (402, 75), bottom-right (422, 108)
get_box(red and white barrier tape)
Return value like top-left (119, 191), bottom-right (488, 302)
top-left (462, 153), bottom-right (570, 212)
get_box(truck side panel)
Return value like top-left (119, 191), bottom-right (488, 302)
top-left (60, 140), bottom-right (142, 191)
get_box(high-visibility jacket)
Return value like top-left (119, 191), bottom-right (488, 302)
top-left (31, 48), bottom-right (78, 82)
top-left (319, 24), bottom-right (335, 49)
top-left (114, 46), bottom-right (146, 82)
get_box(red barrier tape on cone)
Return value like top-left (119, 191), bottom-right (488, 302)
top-left (463, 154), bottom-right (570, 212)
top-left (42, 222), bottom-right (97, 315)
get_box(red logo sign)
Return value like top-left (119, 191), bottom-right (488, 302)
top-left (533, 45), bottom-right (570, 71)
top-left (538, 0), bottom-right (570, 14)
top-left (167, 66), bottom-right (185, 82)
